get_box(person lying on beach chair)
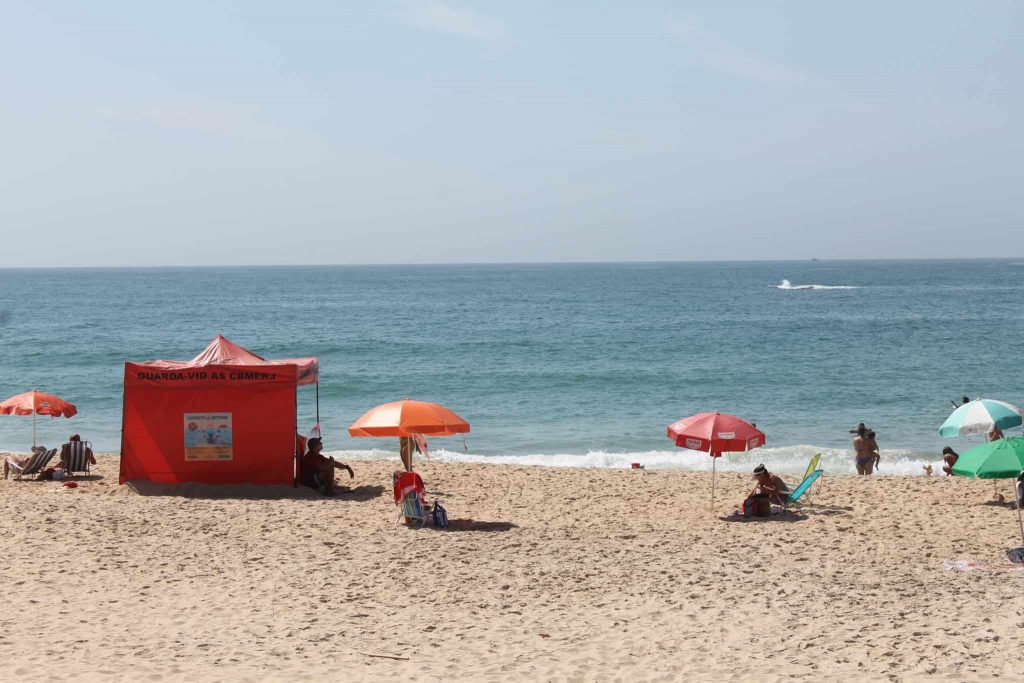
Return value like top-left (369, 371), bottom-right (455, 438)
top-left (60, 434), bottom-right (96, 475)
top-left (299, 438), bottom-right (353, 497)
top-left (4, 447), bottom-right (58, 481)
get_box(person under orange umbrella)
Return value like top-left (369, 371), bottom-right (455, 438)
top-left (348, 399), bottom-right (470, 471)
top-left (0, 389), bottom-right (78, 447)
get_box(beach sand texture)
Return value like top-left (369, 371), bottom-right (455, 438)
top-left (2, 455), bottom-right (1023, 681)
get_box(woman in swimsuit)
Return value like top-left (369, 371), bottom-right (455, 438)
top-left (852, 424), bottom-right (874, 475)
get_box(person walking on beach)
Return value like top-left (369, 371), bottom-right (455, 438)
top-left (852, 423), bottom-right (875, 475)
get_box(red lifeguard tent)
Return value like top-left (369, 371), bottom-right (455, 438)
top-left (120, 335), bottom-right (318, 486)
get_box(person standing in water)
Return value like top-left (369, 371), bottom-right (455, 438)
top-left (851, 423), bottom-right (875, 475)
top-left (868, 430), bottom-right (881, 471)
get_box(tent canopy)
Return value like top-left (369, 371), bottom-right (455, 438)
top-left (136, 335), bottom-right (319, 386)
top-left (119, 336), bottom-right (315, 486)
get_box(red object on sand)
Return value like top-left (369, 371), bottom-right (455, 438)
top-left (63, 481), bottom-right (78, 488)
top-left (0, 390), bottom-right (77, 418)
top-left (120, 336), bottom-right (318, 486)
top-left (666, 412), bottom-right (765, 456)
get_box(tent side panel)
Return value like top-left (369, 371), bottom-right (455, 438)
top-left (122, 363), bottom-right (297, 485)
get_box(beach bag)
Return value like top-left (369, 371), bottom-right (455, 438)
top-left (432, 501), bottom-right (449, 528)
top-left (742, 497), bottom-right (755, 518)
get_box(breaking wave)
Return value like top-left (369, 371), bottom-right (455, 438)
top-left (775, 279), bottom-right (858, 290)
top-left (327, 444), bottom-right (942, 477)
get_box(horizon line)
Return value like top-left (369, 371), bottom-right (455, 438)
top-left (1, 256), bottom-right (1022, 271)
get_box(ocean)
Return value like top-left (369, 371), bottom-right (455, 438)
top-left (2, 260), bottom-right (1022, 475)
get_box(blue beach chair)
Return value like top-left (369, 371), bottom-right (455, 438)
top-left (783, 469), bottom-right (823, 510)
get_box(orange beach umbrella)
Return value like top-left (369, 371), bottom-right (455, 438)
top-left (348, 399), bottom-right (470, 471)
top-left (348, 399), bottom-right (470, 437)
top-left (0, 389), bottom-right (78, 447)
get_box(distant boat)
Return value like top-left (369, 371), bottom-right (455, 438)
top-left (811, 258), bottom-right (820, 261)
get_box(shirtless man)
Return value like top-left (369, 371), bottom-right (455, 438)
top-left (852, 423), bottom-right (875, 475)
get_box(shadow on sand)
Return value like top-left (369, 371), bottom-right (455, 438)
top-left (719, 504), bottom-right (851, 523)
top-left (121, 481), bottom-right (385, 501)
top-left (443, 519), bottom-right (518, 532)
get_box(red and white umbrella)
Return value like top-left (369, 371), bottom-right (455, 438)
top-left (0, 389), bottom-right (78, 447)
top-left (667, 412), bottom-right (765, 508)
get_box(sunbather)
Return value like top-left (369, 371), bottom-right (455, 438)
top-left (3, 446), bottom-right (45, 480)
top-left (299, 438), bottom-right (353, 496)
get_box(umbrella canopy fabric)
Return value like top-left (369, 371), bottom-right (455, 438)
top-left (348, 399), bottom-right (470, 437)
top-left (667, 412), bottom-right (765, 456)
top-left (939, 399), bottom-right (1023, 438)
top-left (0, 390), bottom-right (77, 418)
top-left (951, 437), bottom-right (1024, 479)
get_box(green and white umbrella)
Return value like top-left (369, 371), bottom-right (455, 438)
top-left (939, 399), bottom-right (1023, 438)
top-left (951, 437), bottom-right (1024, 544)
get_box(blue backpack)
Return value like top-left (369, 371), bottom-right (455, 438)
top-left (432, 501), bottom-right (449, 528)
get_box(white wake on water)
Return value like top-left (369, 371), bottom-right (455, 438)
top-left (327, 445), bottom-right (943, 477)
top-left (775, 279), bottom-right (858, 290)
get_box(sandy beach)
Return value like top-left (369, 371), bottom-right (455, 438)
top-left (2, 454), bottom-right (1023, 681)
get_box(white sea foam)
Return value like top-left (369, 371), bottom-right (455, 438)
top-left (326, 444), bottom-right (943, 477)
top-left (775, 279), bottom-right (858, 290)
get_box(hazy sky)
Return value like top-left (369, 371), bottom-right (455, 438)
top-left (1, 1), bottom-right (1021, 266)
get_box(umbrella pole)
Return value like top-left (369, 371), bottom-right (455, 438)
top-left (1016, 492), bottom-right (1024, 547)
top-left (32, 411), bottom-right (36, 448)
top-left (315, 380), bottom-right (320, 427)
top-left (711, 455), bottom-right (716, 510)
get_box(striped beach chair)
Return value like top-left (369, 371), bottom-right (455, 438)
top-left (393, 471), bottom-right (429, 527)
top-left (6, 448), bottom-right (57, 480)
top-left (61, 440), bottom-right (93, 475)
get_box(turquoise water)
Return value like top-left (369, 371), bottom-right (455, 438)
top-left (2, 260), bottom-right (1022, 475)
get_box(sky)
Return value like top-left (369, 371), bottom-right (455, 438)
top-left (1, 1), bottom-right (1021, 266)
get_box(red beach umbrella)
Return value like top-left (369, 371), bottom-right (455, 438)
top-left (667, 412), bottom-right (765, 509)
top-left (0, 389), bottom-right (78, 447)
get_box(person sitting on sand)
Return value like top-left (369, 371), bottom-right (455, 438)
top-left (299, 438), bottom-right (354, 496)
top-left (852, 424), bottom-right (875, 475)
top-left (751, 464), bottom-right (789, 505)
top-left (988, 425), bottom-right (1004, 442)
top-left (941, 447), bottom-right (959, 476)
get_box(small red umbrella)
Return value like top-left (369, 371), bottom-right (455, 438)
top-left (667, 412), bottom-right (765, 508)
top-left (0, 389), bottom-right (78, 447)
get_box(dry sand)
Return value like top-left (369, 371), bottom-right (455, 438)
top-left (2, 454), bottom-right (1023, 681)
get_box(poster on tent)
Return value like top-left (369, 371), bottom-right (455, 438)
top-left (183, 413), bottom-right (233, 461)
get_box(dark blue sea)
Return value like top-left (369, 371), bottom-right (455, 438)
top-left (2, 260), bottom-right (1022, 475)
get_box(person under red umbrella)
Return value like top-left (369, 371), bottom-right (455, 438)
top-left (667, 411), bottom-right (765, 508)
top-left (0, 389), bottom-right (78, 448)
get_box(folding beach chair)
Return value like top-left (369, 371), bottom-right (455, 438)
top-left (783, 469), bottom-right (823, 510)
top-left (61, 440), bottom-right (92, 475)
top-left (393, 471), bottom-right (429, 527)
top-left (6, 448), bottom-right (57, 480)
